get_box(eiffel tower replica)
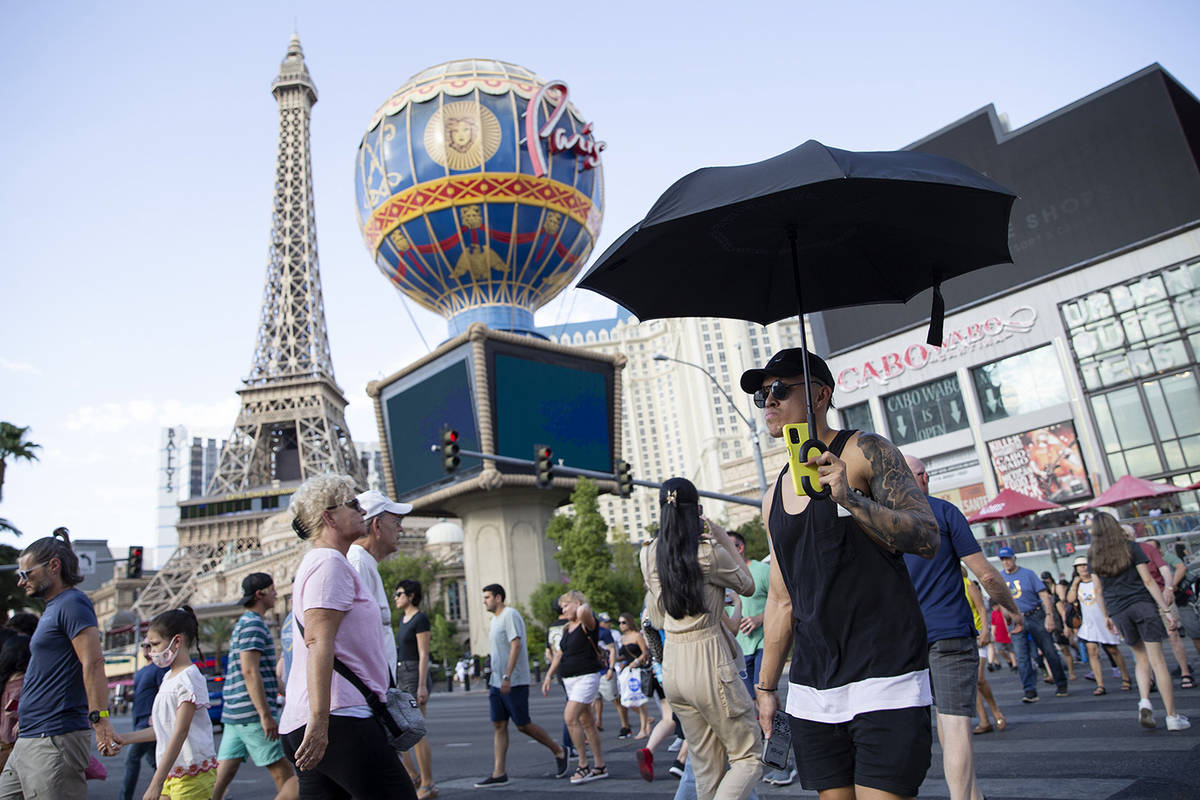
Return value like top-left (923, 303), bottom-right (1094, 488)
top-left (135, 35), bottom-right (364, 618)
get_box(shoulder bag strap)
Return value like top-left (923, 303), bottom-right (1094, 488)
top-left (296, 618), bottom-right (388, 711)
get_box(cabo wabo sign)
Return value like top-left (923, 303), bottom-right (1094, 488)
top-left (837, 306), bottom-right (1038, 393)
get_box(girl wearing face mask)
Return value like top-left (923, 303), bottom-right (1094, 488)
top-left (115, 606), bottom-right (217, 800)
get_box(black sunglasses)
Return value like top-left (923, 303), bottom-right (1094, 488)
top-left (327, 498), bottom-right (364, 513)
top-left (753, 380), bottom-right (808, 408)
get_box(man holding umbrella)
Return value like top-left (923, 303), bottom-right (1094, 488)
top-left (746, 348), bottom-right (939, 800)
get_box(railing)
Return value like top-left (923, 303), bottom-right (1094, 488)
top-left (977, 510), bottom-right (1200, 562)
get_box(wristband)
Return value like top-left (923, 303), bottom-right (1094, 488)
top-left (754, 684), bottom-right (777, 693)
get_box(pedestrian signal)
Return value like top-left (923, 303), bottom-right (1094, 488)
top-left (616, 460), bottom-right (633, 498)
top-left (534, 445), bottom-right (553, 488)
top-left (441, 427), bottom-right (460, 473)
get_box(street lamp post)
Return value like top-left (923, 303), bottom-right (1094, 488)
top-left (653, 353), bottom-right (769, 495)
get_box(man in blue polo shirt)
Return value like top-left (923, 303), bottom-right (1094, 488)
top-left (999, 546), bottom-right (1069, 702)
top-left (903, 456), bottom-right (1021, 800)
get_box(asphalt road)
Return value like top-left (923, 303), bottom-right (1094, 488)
top-left (87, 665), bottom-right (1200, 800)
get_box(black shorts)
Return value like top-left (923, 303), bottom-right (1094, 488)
top-left (1111, 601), bottom-right (1167, 645)
top-left (789, 706), bottom-right (931, 797)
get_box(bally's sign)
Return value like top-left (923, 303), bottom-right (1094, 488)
top-left (836, 306), bottom-right (1039, 393)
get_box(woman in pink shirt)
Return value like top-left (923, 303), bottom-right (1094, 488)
top-left (281, 474), bottom-right (417, 800)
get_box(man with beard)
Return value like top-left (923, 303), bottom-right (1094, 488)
top-left (0, 528), bottom-right (118, 800)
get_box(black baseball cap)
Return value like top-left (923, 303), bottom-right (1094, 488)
top-left (238, 572), bottom-right (274, 606)
top-left (740, 348), bottom-right (835, 395)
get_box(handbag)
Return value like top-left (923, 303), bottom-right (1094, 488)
top-left (297, 619), bottom-right (426, 752)
top-left (1064, 602), bottom-right (1082, 630)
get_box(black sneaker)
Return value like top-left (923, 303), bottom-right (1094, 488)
top-left (668, 760), bottom-right (685, 778)
top-left (474, 775), bottom-right (508, 788)
top-left (1055, 688), bottom-right (1069, 697)
top-left (555, 751), bottom-right (571, 778)
top-left (1022, 692), bottom-right (1039, 703)
top-left (617, 727), bottom-right (633, 739)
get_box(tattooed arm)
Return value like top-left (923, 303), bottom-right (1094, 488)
top-left (812, 432), bottom-right (938, 558)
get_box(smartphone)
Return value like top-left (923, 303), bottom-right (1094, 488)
top-left (783, 423), bottom-right (821, 496)
top-left (760, 709), bottom-right (792, 770)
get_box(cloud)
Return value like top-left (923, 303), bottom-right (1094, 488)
top-left (63, 397), bottom-right (239, 436)
top-left (0, 357), bottom-right (41, 375)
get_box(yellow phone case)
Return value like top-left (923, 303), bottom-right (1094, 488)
top-left (784, 423), bottom-right (821, 495)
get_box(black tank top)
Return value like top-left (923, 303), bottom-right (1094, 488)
top-left (559, 622), bottom-right (603, 678)
top-left (769, 429), bottom-right (928, 692)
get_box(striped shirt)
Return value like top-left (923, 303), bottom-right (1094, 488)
top-left (220, 611), bottom-right (278, 725)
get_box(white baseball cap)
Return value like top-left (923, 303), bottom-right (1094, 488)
top-left (356, 489), bottom-right (413, 520)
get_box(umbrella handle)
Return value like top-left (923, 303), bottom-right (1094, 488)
top-left (800, 438), bottom-right (830, 499)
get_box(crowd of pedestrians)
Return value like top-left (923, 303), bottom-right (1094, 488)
top-left (1, 344), bottom-right (1196, 800)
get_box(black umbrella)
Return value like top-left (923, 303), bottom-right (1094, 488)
top-left (579, 139), bottom-right (1016, 496)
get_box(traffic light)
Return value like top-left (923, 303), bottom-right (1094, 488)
top-left (127, 546), bottom-right (144, 579)
top-left (440, 427), bottom-right (460, 473)
top-left (534, 445), bottom-right (553, 488)
top-left (616, 460), bottom-right (633, 498)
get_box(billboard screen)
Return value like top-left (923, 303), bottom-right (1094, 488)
top-left (986, 420), bottom-right (1093, 504)
top-left (380, 348), bottom-right (482, 501)
top-left (488, 342), bottom-right (614, 474)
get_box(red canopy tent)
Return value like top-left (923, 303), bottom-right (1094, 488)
top-left (1185, 479), bottom-right (1200, 491)
top-left (1082, 474), bottom-right (1184, 509)
top-left (967, 489), bottom-right (1064, 523)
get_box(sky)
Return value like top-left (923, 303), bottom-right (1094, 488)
top-left (2, 0), bottom-right (1199, 555)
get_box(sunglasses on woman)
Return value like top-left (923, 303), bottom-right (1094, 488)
top-left (752, 380), bottom-right (809, 408)
top-left (326, 498), bottom-right (364, 512)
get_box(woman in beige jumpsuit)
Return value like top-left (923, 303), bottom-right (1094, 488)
top-left (640, 477), bottom-right (762, 800)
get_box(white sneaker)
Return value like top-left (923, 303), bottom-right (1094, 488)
top-left (1139, 701), bottom-right (1155, 729)
top-left (667, 737), bottom-right (682, 753)
top-left (1167, 714), bottom-right (1191, 731)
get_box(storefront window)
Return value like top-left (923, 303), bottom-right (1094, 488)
top-left (970, 345), bottom-right (1069, 422)
top-left (1088, 369), bottom-right (1200, 478)
top-left (882, 375), bottom-right (969, 445)
top-left (841, 402), bottom-right (874, 433)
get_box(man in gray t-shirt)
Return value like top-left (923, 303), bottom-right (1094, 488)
top-left (474, 584), bottom-right (567, 787)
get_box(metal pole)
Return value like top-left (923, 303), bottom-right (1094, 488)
top-left (443, 448), bottom-right (762, 507)
top-left (652, 354), bottom-right (768, 495)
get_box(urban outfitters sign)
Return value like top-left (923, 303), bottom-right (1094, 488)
top-left (883, 375), bottom-right (970, 445)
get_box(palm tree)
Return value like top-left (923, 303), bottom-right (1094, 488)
top-left (200, 615), bottom-right (237, 672)
top-left (0, 423), bottom-right (41, 503)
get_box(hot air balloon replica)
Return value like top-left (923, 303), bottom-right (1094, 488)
top-left (355, 59), bottom-right (605, 336)
top-left (360, 61), bottom-right (619, 656)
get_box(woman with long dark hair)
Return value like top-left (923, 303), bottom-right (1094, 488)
top-left (1089, 512), bottom-right (1189, 731)
top-left (639, 478), bottom-right (760, 800)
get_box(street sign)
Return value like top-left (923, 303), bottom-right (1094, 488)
top-left (883, 375), bottom-right (970, 446)
top-left (76, 550), bottom-right (96, 575)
